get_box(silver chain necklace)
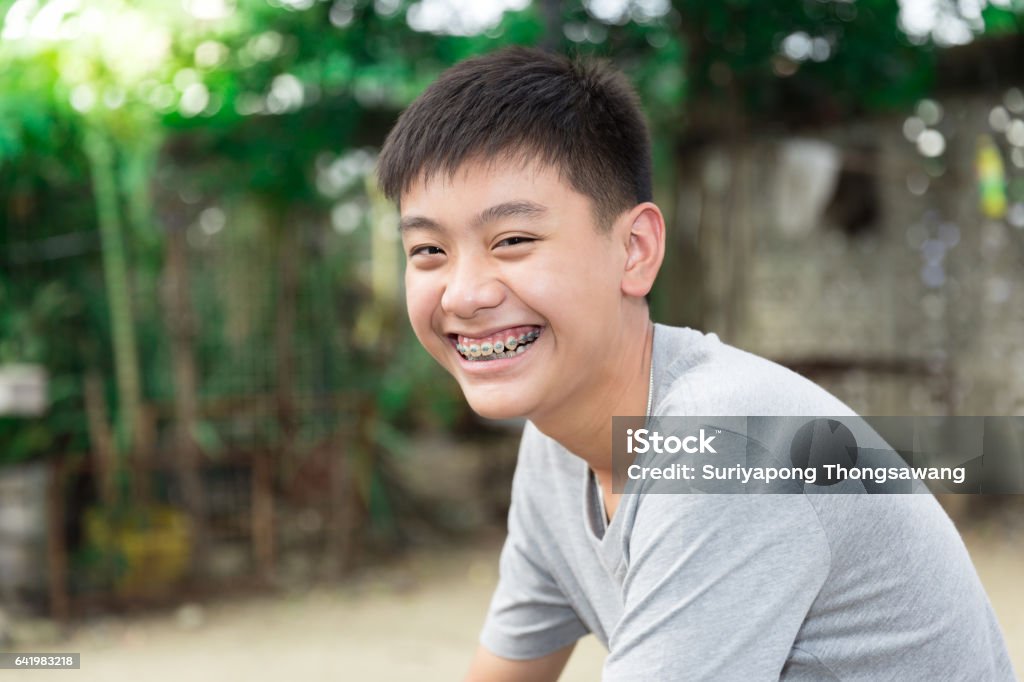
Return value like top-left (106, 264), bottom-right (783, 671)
top-left (645, 325), bottom-right (655, 419)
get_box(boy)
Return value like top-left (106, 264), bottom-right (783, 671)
top-left (377, 47), bottom-right (1014, 681)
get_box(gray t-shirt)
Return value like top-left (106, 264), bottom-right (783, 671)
top-left (480, 324), bottom-right (1015, 680)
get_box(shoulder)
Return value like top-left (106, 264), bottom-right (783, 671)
top-left (627, 492), bottom-right (830, 562)
top-left (652, 324), bottom-right (855, 417)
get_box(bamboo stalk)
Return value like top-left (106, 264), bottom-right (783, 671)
top-left (83, 370), bottom-right (116, 507)
top-left (83, 127), bottom-right (143, 505)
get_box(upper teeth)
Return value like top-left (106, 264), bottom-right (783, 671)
top-left (457, 329), bottom-right (539, 360)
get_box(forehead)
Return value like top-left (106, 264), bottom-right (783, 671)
top-left (399, 156), bottom-right (588, 219)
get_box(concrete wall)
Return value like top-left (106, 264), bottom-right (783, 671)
top-left (0, 461), bottom-right (50, 608)
top-left (679, 94), bottom-right (1024, 416)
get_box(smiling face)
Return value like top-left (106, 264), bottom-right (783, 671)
top-left (400, 159), bottom-right (634, 422)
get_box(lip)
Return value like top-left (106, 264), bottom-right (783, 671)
top-left (444, 323), bottom-right (542, 340)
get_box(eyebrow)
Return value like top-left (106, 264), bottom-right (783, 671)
top-left (399, 200), bottom-right (548, 233)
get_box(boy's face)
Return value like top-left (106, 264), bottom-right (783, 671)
top-left (400, 159), bottom-right (632, 422)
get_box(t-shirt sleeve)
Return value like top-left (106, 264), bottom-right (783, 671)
top-left (604, 494), bottom-right (832, 681)
top-left (479, 431), bottom-right (589, 660)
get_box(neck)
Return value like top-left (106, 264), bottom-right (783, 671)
top-left (531, 311), bottom-right (654, 474)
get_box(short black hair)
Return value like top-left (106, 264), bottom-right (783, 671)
top-left (377, 46), bottom-right (652, 229)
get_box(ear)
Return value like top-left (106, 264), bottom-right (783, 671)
top-left (620, 202), bottom-right (666, 298)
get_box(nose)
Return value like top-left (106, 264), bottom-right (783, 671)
top-left (441, 256), bottom-right (505, 318)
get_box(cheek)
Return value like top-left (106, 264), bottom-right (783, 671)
top-left (404, 271), bottom-right (439, 338)
top-left (553, 242), bottom-right (621, 300)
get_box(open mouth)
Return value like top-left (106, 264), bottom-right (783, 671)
top-left (451, 325), bottom-right (542, 362)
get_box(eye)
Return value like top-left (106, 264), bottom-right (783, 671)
top-left (495, 236), bottom-right (535, 248)
top-left (409, 245), bottom-right (445, 257)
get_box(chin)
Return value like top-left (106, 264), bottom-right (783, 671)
top-left (464, 393), bottom-right (533, 422)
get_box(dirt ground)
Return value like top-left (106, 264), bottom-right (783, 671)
top-left (6, 529), bottom-right (1022, 681)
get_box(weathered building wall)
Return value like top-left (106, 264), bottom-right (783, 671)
top-left (679, 94), bottom-right (1024, 416)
